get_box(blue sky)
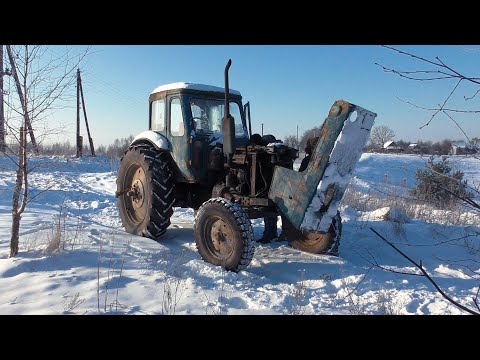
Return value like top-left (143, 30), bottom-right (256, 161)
top-left (45, 45), bottom-right (479, 146)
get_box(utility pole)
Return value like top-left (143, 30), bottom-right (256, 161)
top-left (261, 123), bottom-right (264, 137)
top-left (76, 68), bottom-right (82, 157)
top-left (6, 45), bottom-right (38, 154)
top-left (78, 71), bottom-right (95, 156)
top-left (0, 45), bottom-right (5, 152)
top-left (296, 124), bottom-right (299, 149)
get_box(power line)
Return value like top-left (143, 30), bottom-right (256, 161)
top-left (81, 71), bottom-right (145, 105)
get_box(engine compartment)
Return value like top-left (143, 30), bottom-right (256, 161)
top-left (202, 134), bottom-right (298, 218)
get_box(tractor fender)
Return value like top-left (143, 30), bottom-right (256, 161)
top-left (131, 131), bottom-right (171, 151)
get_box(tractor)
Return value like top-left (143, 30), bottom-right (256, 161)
top-left (116, 59), bottom-right (377, 272)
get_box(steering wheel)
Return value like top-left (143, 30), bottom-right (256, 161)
top-left (192, 116), bottom-right (207, 130)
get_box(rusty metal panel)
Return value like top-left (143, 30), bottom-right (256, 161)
top-left (268, 100), bottom-right (376, 231)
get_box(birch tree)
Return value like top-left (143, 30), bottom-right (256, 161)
top-left (5, 45), bottom-right (89, 257)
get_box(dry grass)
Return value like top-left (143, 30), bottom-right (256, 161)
top-left (375, 290), bottom-right (407, 315)
top-left (161, 272), bottom-right (187, 315)
top-left (23, 235), bottom-right (38, 252)
top-left (95, 233), bottom-right (134, 314)
top-left (290, 271), bottom-right (307, 315)
top-left (199, 264), bottom-right (229, 315)
top-left (331, 265), bottom-right (369, 315)
top-left (198, 240), bottom-right (232, 315)
top-left (63, 292), bottom-right (85, 313)
top-left (43, 213), bottom-right (84, 255)
top-left (334, 274), bottom-right (408, 315)
top-left (341, 186), bottom-right (479, 227)
top-left (44, 215), bottom-right (65, 254)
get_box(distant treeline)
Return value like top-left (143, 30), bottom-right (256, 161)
top-left (5, 135), bottom-right (136, 159)
top-left (283, 124), bottom-right (479, 156)
top-left (4, 132), bottom-right (479, 158)
top-left (366, 139), bottom-right (452, 155)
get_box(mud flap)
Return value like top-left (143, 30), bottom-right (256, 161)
top-left (268, 100), bottom-right (376, 233)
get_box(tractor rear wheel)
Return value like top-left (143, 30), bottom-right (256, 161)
top-left (287, 211), bottom-right (342, 256)
top-left (116, 144), bottom-right (175, 239)
top-left (194, 198), bottom-right (255, 272)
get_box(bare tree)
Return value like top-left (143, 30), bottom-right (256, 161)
top-left (6, 45), bottom-right (90, 257)
top-left (376, 45), bottom-right (479, 146)
top-left (370, 125), bottom-right (395, 148)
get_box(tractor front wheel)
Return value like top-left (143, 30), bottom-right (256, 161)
top-left (194, 198), bottom-right (255, 272)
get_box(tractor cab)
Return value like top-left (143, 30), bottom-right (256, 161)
top-left (147, 83), bottom-right (250, 183)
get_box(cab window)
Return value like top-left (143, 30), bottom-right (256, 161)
top-left (151, 99), bottom-right (165, 131)
top-left (170, 98), bottom-right (185, 137)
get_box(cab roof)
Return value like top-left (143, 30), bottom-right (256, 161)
top-left (150, 82), bottom-right (241, 96)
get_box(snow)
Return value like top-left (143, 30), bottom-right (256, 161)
top-left (0, 153), bottom-right (479, 315)
top-left (267, 142), bottom-right (284, 147)
top-left (383, 140), bottom-right (395, 148)
top-left (352, 153), bottom-right (480, 201)
top-left (151, 82), bottom-right (241, 96)
top-left (363, 207), bottom-right (410, 223)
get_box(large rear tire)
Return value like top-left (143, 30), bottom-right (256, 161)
top-left (288, 211), bottom-right (342, 256)
top-left (194, 198), bottom-right (255, 272)
top-left (116, 144), bottom-right (175, 239)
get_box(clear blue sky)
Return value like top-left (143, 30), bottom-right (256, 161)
top-left (49, 45), bottom-right (479, 146)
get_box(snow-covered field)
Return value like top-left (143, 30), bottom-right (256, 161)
top-left (0, 153), bottom-right (479, 315)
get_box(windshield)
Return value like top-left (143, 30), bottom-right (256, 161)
top-left (190, 98), bottom-right (247, 138)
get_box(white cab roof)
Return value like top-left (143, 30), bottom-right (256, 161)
top-left (151, 82), bottom-right (241, 96)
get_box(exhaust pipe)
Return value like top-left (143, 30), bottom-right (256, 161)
top-left (222, 59), bottom-right (235, 166)
top-left (224, 59), bottom-right (231, 117)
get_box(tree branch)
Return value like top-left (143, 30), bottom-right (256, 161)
top-left (441, 111), bottom-right (472, 144)
top-left (351, 245), bottom-right (423, 276)
top-left (419, 78), bottom-right (463, 129)
top-left (474, 286), bottom-right (480, 312)
top-left (375, 63), bottom-right (456, 81)
top-left (26, 184), bottom-right (58, 204)
top-left (370, 227), bottom-right (479, 315)
top-left (381, 45), bottom-right (444, 67)
top-left (380, 46), bottom-right (480, 85)
top-left (393, 95), bottom-right (480, 114)
top-left (335, 265), bottom-right (374, 305)
top-left (464, 88), bottom-right (480, 101)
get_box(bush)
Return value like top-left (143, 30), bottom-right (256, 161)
top-left (411, 156), bottom-right (472, 208)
